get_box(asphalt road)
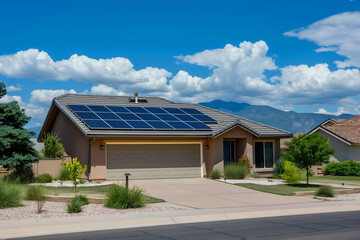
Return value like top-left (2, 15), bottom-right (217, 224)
top-left (18, 211), bottom-right (360, 240)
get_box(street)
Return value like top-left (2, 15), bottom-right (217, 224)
top-left (18, 210), bottom-right (360, 240)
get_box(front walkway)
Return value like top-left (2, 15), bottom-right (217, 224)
top-left (124, 178), bottom-right (316, 209)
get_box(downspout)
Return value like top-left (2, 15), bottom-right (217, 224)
top-left (88, 138), bottom-right (96, 180)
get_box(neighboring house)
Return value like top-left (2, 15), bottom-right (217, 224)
top-left (309, 115), bottom-right (360, 162)
top-left (38, 94), bottom-right (291, 180)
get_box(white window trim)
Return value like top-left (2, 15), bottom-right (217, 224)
top-left (308, 127), bottom-right (351, 145)
top-left (254, 140), bottom-right (275, 169)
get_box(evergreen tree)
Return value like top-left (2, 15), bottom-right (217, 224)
top-left (0, 82), bottom-right (40, 180)
top-left (281, 133), bottom-right (335, 184)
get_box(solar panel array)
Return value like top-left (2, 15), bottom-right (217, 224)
top-left (67, 105), bottom-right (216, 131)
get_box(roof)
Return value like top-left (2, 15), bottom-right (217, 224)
top-left (38, 94), bottom-right (291, 141)
top-left (309, 115), bottom-right (360, 145)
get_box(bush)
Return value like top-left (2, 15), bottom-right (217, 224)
top-left (252, 172), bottom-right (260, 178)
top-left (3, 168), bottom-right (34, 184)
top-left (280, 161), bottom-right (301, 183)
top-left (26, 186), bottom-right (46, 213)
top-left (105, 185), bottom-right (145, 209)
top-left (57, 167), bottom-right (70, 181)
top-left (73, 195), bottom-right (89, 206)
top-left (237, 154), bottom-right (251, 168)
top-left (224, 164), bottom-right (248, 179)
top-left (273, 158), bottom-right (285, 178)
top-left (41, 132), bottom-right (64, 158)
top-left (324, 160), bottom-right (360, 176)
top-left (67, 199), bottom-right (82, 213)
top-left (36, 173), bottom-right (53, 183)
top-left (0, 180), bottom-right (22, 209)
top-left (316, 185), bottom-right (335, 197)
top-left (209, 169), bottom-right (221, 179)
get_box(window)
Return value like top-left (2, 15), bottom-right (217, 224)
top-left (255, 141), bottom-right (273, 168)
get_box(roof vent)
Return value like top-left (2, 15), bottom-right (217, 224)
top-left (134, 92), bottom-right (139, 104)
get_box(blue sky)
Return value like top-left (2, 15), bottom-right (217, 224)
top-left (0, 0), bottom-right (360, 128)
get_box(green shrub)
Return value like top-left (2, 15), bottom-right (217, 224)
top-left (79, 178), bottom-right (86, 184)
top-left (224, 164), bottom-right (248, 179)
top-left (57, 167), bottom-right (70, 181)
top-left (280, 161), bottom-right (301, 183)
top-left (67, 198), bottom-right (82, 213)
top-left (36, 173), bottom-right (53, 183)
top-left (316, 185), bottom-right (335, 197)
top-left (105, 185), bottom-right (145, 209)
top-left (209, 169), bottom-right (221, 179)
top-left (273, 158), bottom-right (285, 178)
top-left (41, 132), bottom-right (64, 158)
top-left (324, 160), bottom-right (360, 176)
top-left (252, 172), bottom-right (260, 178)
top-left (73, 195), bottom-right (89, 206)
top-left (26, 186), bottom-right (46, 213)
top-left (0, 180), bottom-right (22, 209)
top-left (3, 168), bottom-right (34, 184)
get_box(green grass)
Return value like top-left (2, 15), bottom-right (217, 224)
top-left (40, 185), bottom-right (164, 204)
top-left (310, 176), bottom-right (360, 186)
top-left (235, 183), bottom-right (325, 196)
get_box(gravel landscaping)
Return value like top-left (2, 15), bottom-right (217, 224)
top-left (218, 178), bottom-right (286, 185)
top-left (315, 193), bottom-right (360, 201)
top-left (30, 181), bottom-right (114, 188)
top-left (0, 201), bottom-right (182, 221)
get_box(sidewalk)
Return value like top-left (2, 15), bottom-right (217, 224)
top-left (1, 199), bottom-right (360, 239)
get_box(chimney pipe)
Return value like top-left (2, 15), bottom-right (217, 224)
top-left (134, 92), bottom-right (139, 104)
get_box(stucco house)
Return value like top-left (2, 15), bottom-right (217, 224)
top-left (309, 115), bottom-right (360, 162)
top-left (38, 94), bottom-right (291, 180)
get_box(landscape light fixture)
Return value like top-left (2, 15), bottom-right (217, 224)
top-left (206, 145), bottom-right (209, 149)
top-left (125, 173), bottom-right (131, 188)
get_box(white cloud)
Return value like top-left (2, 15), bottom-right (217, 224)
top-left (6, 85), bottom-right (21, 92)
top-left (90, 84), bottom-right (125, 96)
top-left (285, 11), bottom-right (360, 68)
top-left (30, 89), bottom-right (77, 103)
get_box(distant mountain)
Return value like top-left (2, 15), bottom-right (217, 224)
top-left (199, 100), bottom-right (355, 134)
top-left (26, 126), bottom-right (42, 139)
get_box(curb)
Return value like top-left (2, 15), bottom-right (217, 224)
top-left (294, 187), bottom-right (360, 196)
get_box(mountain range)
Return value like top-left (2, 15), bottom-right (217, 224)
top-left (199, 100), bottom-right (355, 134)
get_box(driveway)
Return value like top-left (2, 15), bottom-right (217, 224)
top-left (128, 178), bottom-right (316, 209)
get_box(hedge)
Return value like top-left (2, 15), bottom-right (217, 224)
top-left (324, 160), bottom-right (360, 176)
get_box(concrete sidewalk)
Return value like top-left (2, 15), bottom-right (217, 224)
top-left (2, 200), bottom-right (360, 239)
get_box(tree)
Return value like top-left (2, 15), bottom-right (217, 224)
top-left (0, 82), bottom-right (40, 181)
top-left (281, 132), bottom-right (335, 184)
top-left (42, 132), bottom-right (64, 158)
top-left (62, 157), bottom-right (87, 194)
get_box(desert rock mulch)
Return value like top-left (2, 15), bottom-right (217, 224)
top-left (0, 201), bottom-right (181, 221)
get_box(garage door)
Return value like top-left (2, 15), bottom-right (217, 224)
top-left (106, 143), bottom-right (201, 180)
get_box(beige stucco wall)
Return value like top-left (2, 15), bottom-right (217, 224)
top-left (317, 129), bottom-right (349, 162)
top-left (32, 156), bottom-right (71, 177)
top-left (51, 111), bottom-right (89, 168)
top-left (348, 146), bottom-right (360, 162)
top-left (90, 139), bottom-right (106, 180)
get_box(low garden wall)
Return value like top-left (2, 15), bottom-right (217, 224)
top-left (32, 155), bottom-right (72, 177)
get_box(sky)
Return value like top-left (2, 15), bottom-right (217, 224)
top-left (0, 0), bottom-right (360, 128)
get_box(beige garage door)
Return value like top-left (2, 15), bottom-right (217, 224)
top-left (106, 144), bottom-right (201, 180)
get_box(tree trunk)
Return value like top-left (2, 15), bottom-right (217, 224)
top-left (306, 167), bottom-right (309, 185)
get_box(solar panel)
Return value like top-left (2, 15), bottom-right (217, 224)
top-left (145, 107), bottom-right (167, 114)
top-left (68, 105), bottom-right (90, 112)
top-left (96, 112), bottom-right (120, 120)
top-left (146, 121), bottom-right (174, 129)
top-left (136, 113), bottom-right (160, 121)
top-left (180, 108), bottom-right (203, 115)
top-left (155, 113), bottom-right (179, 121)
top-left (125, 120), bottom-right (153, 129)
top-left (173, 114), bottom-right (198, 121)
top-left (125, 106), bottom-right (149, 113)
top-left (116, 113), bottom-right (141, 120)
top-left (191, 114), bottom-right (217, 123)
top-left (107, 106), bottom-right (130, 113)
top-left (82, 119), bottom-right (110, 129)
top-left (74, 112), bottom-right (100, 120)
top-left (87, 105), bottom-right (111, 112)
top-left (166, 121), bottom-right (193, 129)
top-left (105, 120), bottom-right (133, 129)
top-left (163, 107), bottom-right (184, 114)
top-left (185, 121), bottom-right (212, 130)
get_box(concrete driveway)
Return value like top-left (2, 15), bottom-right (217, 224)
top-left (128, 178), bottom-right (316, 209)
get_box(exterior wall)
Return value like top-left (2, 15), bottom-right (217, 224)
top-left (348, 146), bottom-right (360, 162)
top-left (50, 111), bottom-right (89, 169)
top-left (317, 129), bottom-right (349, 162)
top-left (32, 156), bottom-right (71, 177)
top-left (209, 126), bottom-right (254, 173)
top-left (90, 139), bottom-right (106, 180)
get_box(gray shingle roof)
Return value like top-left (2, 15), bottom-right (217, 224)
top-left (46, 94), bottom-right (291, 138)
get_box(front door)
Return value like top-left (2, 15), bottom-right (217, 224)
top-left (223, 140), bottom-right (236, 164)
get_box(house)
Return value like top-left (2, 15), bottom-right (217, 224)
top-left (38, 94), bottom-right (291, 180)
top-left (308, 115), bottom-right (360, 162)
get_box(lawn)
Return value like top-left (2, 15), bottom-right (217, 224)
top-left (235, 183), bottom-right (324, 196)
top-left (309, 176), bottom-right (360, 186)
top-left (39, 185), bottom-right (164, 204)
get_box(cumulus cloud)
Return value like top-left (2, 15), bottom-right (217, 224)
top-left (90, 84), bottom-right (125, 96)
top-left (30, 89), bottom-right (77, 103)
top-left (6, 85), bottom-right (21, 92)
top-left (285, 11), bottom-right (360, 68)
